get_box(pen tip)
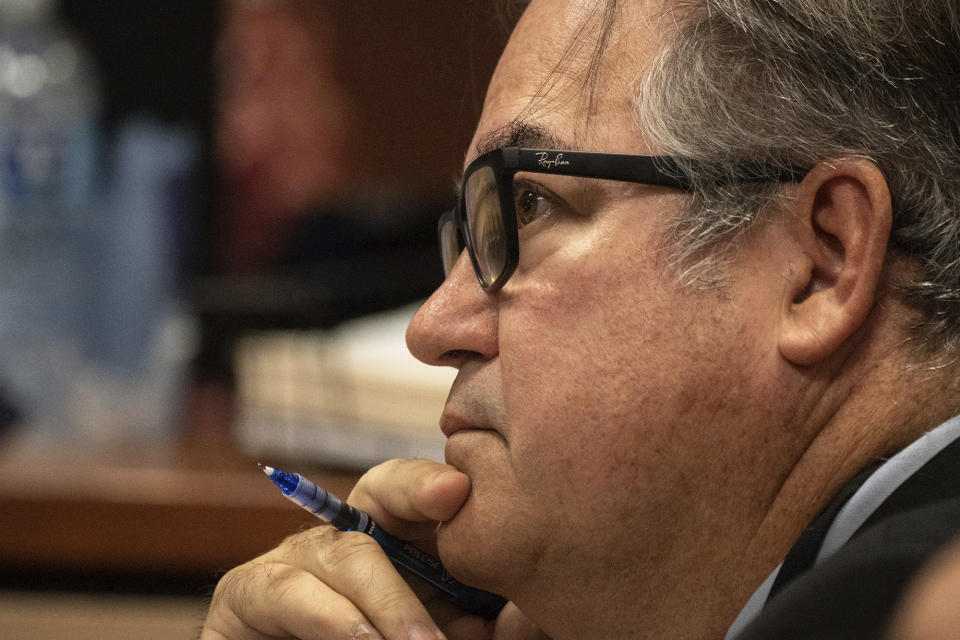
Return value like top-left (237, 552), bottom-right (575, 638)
top-left (257, 462), bottom-right (275, 477)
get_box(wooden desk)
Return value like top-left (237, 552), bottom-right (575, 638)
top-left (0, 382), bottom-right (361, 589)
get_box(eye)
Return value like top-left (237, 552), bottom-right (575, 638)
top-left (513, 180), bottom-right (558, 228)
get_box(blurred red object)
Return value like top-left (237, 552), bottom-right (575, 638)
top-left (216, 0), bottom-right (358, 271)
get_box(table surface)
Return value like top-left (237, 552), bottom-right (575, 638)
top-left (0, 382), bottom-right (362, 587)
top-left (0, 590), bottom-right (205, 640)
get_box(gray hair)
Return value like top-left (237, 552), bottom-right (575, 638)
top-left (632, 0), bottom-right (960, 357)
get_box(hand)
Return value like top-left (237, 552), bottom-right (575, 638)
top-left (886, 537), bottom-right (960, 640)
top-left (200, 458), bottom-right (548, 640)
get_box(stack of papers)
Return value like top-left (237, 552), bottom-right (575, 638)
top-left (234, 304), bottom-right (455, 469)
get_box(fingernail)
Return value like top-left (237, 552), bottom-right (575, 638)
top-left (431, 468), bottom-right (459, 484)
top-left (408, 623), bottom-right (445, 640)
top-left (351, 622), bottom-right (380, 639)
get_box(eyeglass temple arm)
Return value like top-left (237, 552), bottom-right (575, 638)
top-left (514, 148), bottom-right (807, 188)
top-left (514, 148), bottom-right (687, 188)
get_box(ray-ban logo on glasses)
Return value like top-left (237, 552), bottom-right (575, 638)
top-left (536, 152), bottom-right (571, 169)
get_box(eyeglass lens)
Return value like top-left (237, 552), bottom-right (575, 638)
top-left (439, 214), bottom-right (461, 277)
top-left (464, 165), bottom-right (507, 286)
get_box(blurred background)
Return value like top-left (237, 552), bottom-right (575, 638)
top-left (0, 0), bottom-right (510, 636)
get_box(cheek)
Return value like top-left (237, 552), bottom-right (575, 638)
top-left (497, 210), bottom-right (755, 519)
top-left (499, 226), bottom-right (676, 500)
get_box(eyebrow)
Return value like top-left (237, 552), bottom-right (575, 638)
top-left (452, 119), bottom-right (580, 194)
top-left (473, 119), bottom-right (579, 158)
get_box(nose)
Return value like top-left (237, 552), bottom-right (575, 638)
top-left (406, 252), bottom-right (499, 368)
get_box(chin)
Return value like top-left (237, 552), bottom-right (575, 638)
top-left (436, 499), bottom-right (510, 592)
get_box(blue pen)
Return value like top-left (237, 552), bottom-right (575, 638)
top-left (259, 464), bottom-right (507, 620)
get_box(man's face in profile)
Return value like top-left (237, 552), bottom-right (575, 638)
top-left (407, 0), bottom-right (801, 630)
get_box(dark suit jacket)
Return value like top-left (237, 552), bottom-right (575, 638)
top-left (734, 435), bottom-right (960, 639)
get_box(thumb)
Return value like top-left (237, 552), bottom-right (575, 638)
top-left (349, 458), bottom-right (471, 537)
top-left (419, 463), bottom-right (472, 522)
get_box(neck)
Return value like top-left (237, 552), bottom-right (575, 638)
top-left (740, 336), bottom-right (960, 621)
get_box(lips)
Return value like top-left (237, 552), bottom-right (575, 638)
top-left (439, 366), bottom-right (507, 439)
top-left (439, 413), bottom-right (486, 438)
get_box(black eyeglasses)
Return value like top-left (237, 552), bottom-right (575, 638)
top-left (439, 146), bottom-right (805, 292)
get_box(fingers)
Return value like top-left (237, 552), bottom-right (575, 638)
top-left (349, 458), bottom-right (471, 538)
top-left (203, 525), bottom-right (447, 640)
top-left (203, 560), bottom-right (381, 640)
top-left (488, 603), bottom-right (552, 640)
top-left (202, 459), bottom-right (475, 640)
top-left (273, 526), bottom-right (440, 632)
top-left (442, 602), bottom-right (548, 640)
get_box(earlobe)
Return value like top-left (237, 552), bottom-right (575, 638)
top-left (778, 158), bottom-right (892, 366)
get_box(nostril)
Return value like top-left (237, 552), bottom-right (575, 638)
top-left (440, 349), bottom-right (476, 366)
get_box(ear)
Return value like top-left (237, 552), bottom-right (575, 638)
top-left (778, 157), bottom-right (892, 366)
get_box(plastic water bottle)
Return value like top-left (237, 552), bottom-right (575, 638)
top-left (0, 0), bottom-right (102, 438)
